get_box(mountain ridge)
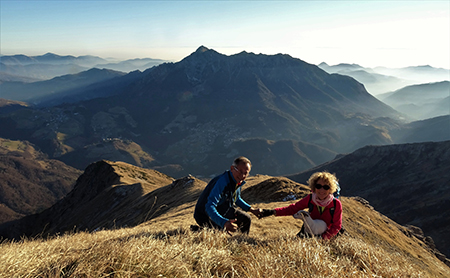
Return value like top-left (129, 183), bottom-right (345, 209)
top-left (0, 160), bottom-right (175, 237)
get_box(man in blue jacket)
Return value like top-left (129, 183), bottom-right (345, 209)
top-left (194, 156), bottom-right (262, 235)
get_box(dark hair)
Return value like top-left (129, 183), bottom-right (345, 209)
top-left (233, 156), bottom-right (252, 167)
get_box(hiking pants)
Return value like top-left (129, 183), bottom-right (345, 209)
top-left (194, 206), bottom-right (252, 234)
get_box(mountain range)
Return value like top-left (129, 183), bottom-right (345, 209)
top-left (0, 46), bottom-right (449, 271)
top-left (0, 53), bottom-right (170, 81)
top-left (1, 47), bottom-right (449, 179)
top-left (319, 62), bottom-right (450, 96)
top-left (3, 46), bottom-right (443, 179)
top-left (0, 68), bottom-right (126, 103)
top-left (378, 81), bottom-right (450, 120)
top-left (0, 53), bottom-right (104, 81)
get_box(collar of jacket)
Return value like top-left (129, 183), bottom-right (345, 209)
top-left (227, 170), bottom-right (246, 188)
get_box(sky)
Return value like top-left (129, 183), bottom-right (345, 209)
top-left (1, 0), bottom-right (449, 69)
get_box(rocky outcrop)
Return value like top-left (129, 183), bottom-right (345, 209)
top-left (404, 225), bottom-right (450, 267)
top-left (0, 160), bottom-right (175, 238)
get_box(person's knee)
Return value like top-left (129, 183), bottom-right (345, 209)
top-left (235, 210), bottom-right (252, 231)
top-left (240, 211), bottom-right (251, 223)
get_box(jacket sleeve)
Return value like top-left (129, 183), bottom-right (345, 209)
top-left (274, 195), bottom-right (309, 216)
top-left (235, 187), bottom-right (251, 211)
top-left (322, 199), bottom-right (343, 240)
top-left (205, 175), bottom-right (230, 228)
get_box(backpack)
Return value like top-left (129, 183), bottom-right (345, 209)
top-left (334, 181), bottom-right (341, 199)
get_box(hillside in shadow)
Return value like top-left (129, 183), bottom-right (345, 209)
top-left (0, 138), bottom-right (82, 224)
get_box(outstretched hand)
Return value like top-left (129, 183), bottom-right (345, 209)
top-left (224, 219), bottom-right (238, 236)
top-left (249, 207), bottom-right (263, 218)
top-left (258, 209), bottom-right (276, 219)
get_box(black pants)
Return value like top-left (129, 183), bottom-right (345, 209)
top-left (194, 206), bottom-right (252, 234)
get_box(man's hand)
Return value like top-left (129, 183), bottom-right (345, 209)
top-left (249, 207), bottom-right (263, 218)
top-left (258, 209), bottom-right (276, 219)
top-left (224, 219), bottom-right (238, 235)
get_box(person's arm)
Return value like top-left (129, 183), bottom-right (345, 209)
top-left (235, 186), bottom-right (251, 211)
top-left (234, 184), bottom-right (265, 217)
top-left (274, 195), bottom-right (309, 216)
top-left (322, 199), bottom-right (343, 240)
top-left (233, 186), bottom-right (263, 217)
top-left (258, 195), bottom-right (310, 219)
top-left (205, 175), bottom-right (231, 228)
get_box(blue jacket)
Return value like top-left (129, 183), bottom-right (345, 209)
top-left (194, 170), bottom-right (251, 227)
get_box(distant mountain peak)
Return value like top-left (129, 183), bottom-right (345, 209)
top-left (195, 46), bottom-right (210, 53)
top-left (42, 52), bottom-right (57, 57)
top-left (39, 53), bottom-right (74, 59)
top-left (336, 63), bottom-right (363, 68)
top-left (414, 65), bottom-right (432, 68)
top-left (180, 46), bottom-right (224, 66)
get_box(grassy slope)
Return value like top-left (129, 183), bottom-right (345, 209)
top-left (0, 174), bottom-right (448, 277)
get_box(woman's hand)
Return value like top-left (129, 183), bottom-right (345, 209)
top-left (258, 209), bottom-right (276, 219)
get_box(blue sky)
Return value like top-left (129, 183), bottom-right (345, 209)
top-left (1, 0), bottom-right (449, 68)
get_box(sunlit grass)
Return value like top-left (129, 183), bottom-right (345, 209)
top-left (0, 139), bottom-right (33, 154)
top-left (0, 226), bottom-right (431, 278)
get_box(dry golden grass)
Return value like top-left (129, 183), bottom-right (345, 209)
top-left (0, 225), bottom-right (443, 278)
top-left (1, 172), bottom-right (449, 277)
